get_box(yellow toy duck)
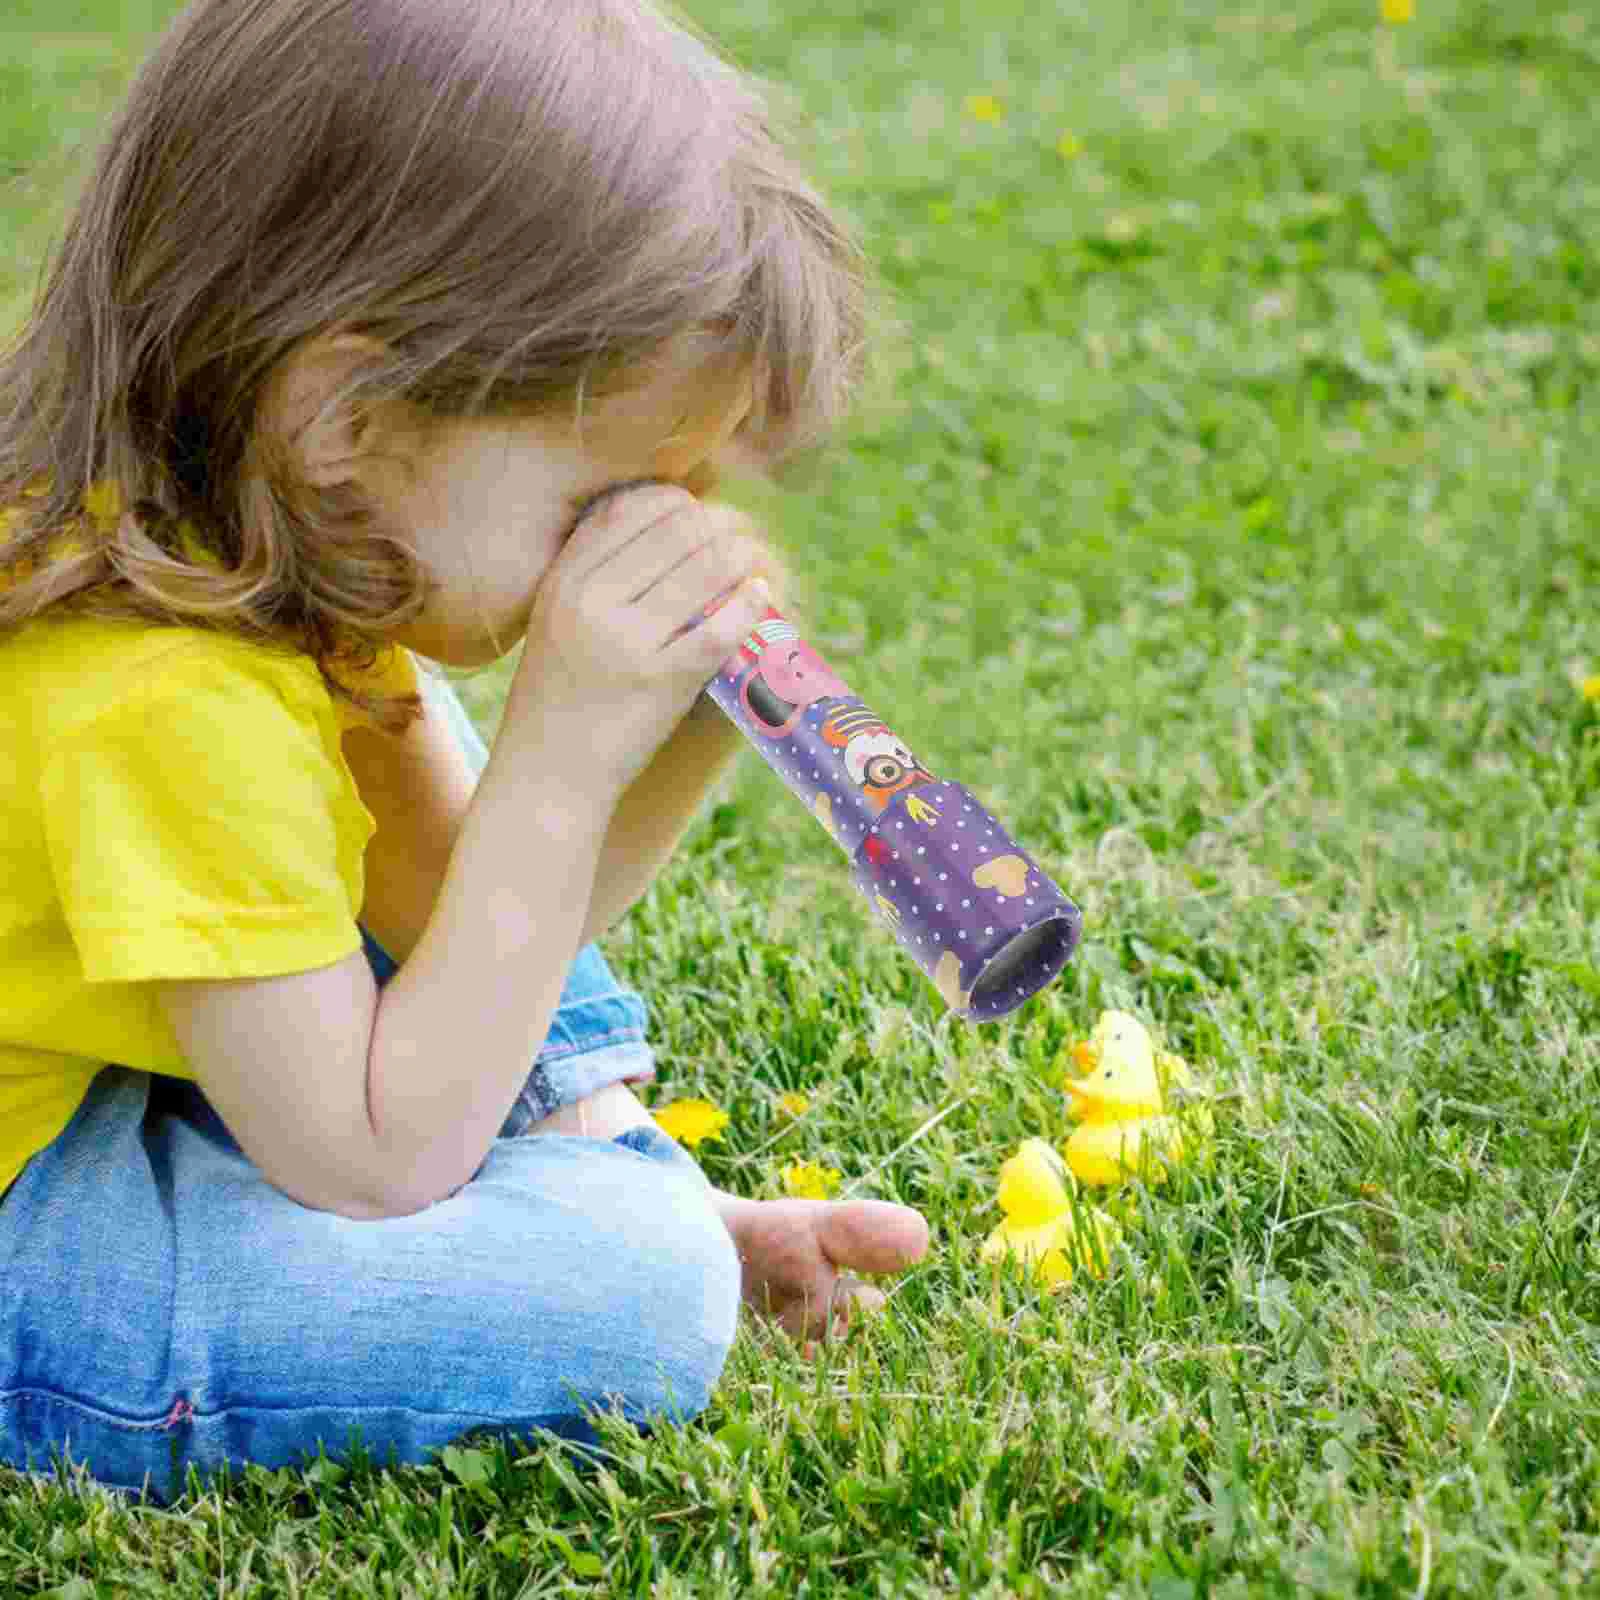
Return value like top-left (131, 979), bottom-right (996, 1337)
top-left (979, 1138), bottom-right (1119, 1288)
top-left (1063, 1010), bottom-right (1205, 1186)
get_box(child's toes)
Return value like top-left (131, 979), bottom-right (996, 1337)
top-left (836, 1277), bottom-right (887, 1324)
top-left (795, 1276), bottom-right (886, 1347)
top-left (816, 1200), bottom-right (930, 1275)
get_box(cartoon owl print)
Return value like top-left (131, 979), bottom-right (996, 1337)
top-left (820, 703), bottom-right (937, 813)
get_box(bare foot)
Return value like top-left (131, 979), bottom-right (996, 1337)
top-left (712, 1191), bottom-right (930, 1341)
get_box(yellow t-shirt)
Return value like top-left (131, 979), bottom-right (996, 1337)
top-left (0, 615), bottom-right (417, 1197)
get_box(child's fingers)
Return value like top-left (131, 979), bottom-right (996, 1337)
top-left (638, 524), bottom-right (767, 637)
top-left (546, 479), bottom-right (782, 670)
top-left (625, 519), bottom-right (767, 607)
top-left (557, 481), bottom-right (697, 587)
top-left (659, 573), bottom-right (771, 675)
top-left (677, 503), bottom-right (790, 617)
top-left (815, 1200), bottom-right (931, 1276)
top-left (577, 493), bottom-right (765, 622)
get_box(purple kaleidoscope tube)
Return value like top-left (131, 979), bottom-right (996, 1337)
top-left (700, 607), bottom-right (1081, 1021)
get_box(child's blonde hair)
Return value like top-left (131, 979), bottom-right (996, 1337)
top-left (0, 0), bottom-right (882, 725)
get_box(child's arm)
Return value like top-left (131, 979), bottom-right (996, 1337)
top-left (578, 695), bottom-right (744, 945)
top-left (341, 691), bottom-right (478, 965)
top-left (160, 736), bottom-right (618, 1220)
top-left (159, 484), bottom-right (770, 1220)
top-left (343, 686), bottom-right (742, 959)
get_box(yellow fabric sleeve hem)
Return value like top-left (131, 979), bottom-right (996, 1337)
top-left (69, 910), bottom-right (363, 986)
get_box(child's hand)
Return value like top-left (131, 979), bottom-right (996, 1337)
top-left (697, 513), bottom-right (793, 624)
top-left (506, 483), bottom-right (773, 793)
top-left (680, 464), bottom-right (794, 615)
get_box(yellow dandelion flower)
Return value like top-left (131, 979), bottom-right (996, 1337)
top-left (781, 1160), bottom-right (842, 1200)
top-left (1582, 676), bottom-right (1600, 703)
top-left (776, 1091), bottom-right (811, 1118)
top-left (1380, 0), bottom-right (1414, 21)
top-left (965, 94), bottom-right (1004, 124)
top-left (652, 1097), bottom-right (729, 1149)
top-left (1057, 132), bottom-right (1083, 159)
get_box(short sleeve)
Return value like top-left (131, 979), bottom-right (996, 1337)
top-left (40, 642), bottom-right (375, 984)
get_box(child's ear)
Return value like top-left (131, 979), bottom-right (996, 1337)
top-left (260, 334), bottom-right (396, 490)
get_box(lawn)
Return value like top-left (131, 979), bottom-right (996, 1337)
top-left (2, 0), bottom-right (1598, 1594)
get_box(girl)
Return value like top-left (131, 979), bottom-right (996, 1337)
top-left (0, 0), bottom-right (928, 1502)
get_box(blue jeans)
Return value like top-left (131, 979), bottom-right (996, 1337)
top-left (0, 672), bottom-right (741, 1502)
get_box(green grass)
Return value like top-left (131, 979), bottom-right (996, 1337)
top-left (4, 0), bottom-right (1599, 1593)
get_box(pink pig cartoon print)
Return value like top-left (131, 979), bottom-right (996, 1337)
top-left (725, 616), bottom-right (850, 737)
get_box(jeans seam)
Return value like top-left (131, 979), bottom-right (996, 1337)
top-left (0, 1387), bottom-right (577, 1433)
top-left (536, 1026), bottom-right (650, 1062)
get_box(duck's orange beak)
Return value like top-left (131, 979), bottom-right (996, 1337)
top-left (1064, 1075), bottom-right (1099, 1108)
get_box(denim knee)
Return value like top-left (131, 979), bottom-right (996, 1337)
top-left (597, 1129), bottom-right (742, 1421)
top-left (0, 1090), bottom-right (745, 1501)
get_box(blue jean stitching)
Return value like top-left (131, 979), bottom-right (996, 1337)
top-left (535, 1025), bottom-right (648, 1062)
top-left (0, 1389), bottom-right (542, 1432)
